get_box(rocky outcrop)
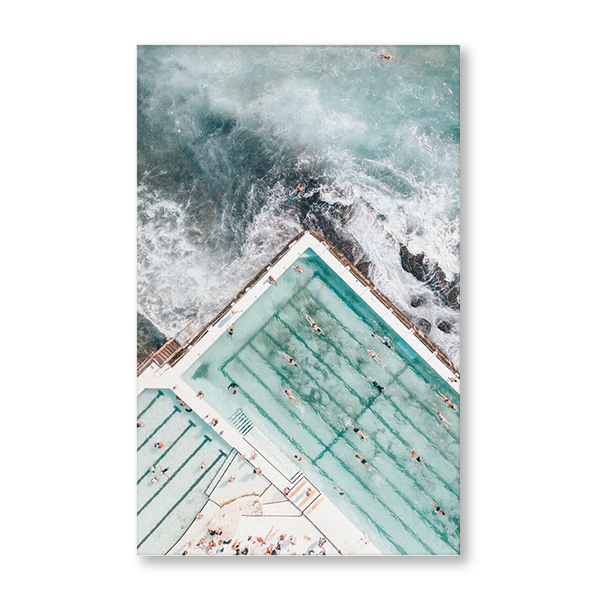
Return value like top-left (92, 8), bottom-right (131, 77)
top-left (417, 318), bottom-right (432, 335)
top-left (399, 245), bottom-right (460, 310)
top-left (437, 320), bottom-right (453, 334)
top-left (137, 312), bottom-right (168, 363)
top-left (291, 190), bottom-right (460, 311)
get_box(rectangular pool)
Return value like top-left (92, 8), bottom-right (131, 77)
top-left (182, 248), bottom-right (460, 555)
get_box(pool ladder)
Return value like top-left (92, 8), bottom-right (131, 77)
top-left (230, 408), bottom-right (254, 435)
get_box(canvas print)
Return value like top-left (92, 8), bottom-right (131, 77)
top-left (137, 46), bottom-right (460, 556)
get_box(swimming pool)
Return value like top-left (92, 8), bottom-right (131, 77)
top-left (181, 248), bottom-right (460, 555)
top-left (137, 388), bottom-right (233, 554)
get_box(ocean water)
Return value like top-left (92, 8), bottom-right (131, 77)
top-left (138, 46), bottom-right (460, 365)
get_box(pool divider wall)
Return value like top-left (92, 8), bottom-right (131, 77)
top-left (138, 230), bottom-right (459, 391)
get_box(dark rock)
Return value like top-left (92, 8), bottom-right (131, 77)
top-left (137, 312), bottom-right (167, 362)
top-left (410, 297), bottom-right (424, 308)
top-left (437, 320), bottom-right (453, 334)
top-left (399, 244), bottom-right (460, 310)
top-left (356, 261), bottom-right (371, 278)
top-left (417, 318), bottom-right (432, 335)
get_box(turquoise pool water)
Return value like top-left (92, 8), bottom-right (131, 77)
top-left (182, 249), bottom-right (460, 555)
top-left (136, 388), bottom-right (232, 554)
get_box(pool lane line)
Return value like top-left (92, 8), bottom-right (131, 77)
top-left (204, 448), bottom-right (238, 497)
top-left (268, 322), bottom-right (459, 510)
top-left (137, 440), bottom-right (218, 517)
top-left (221, 359), bottom-right (327, 457)
top-left (231, 344), bottom-right (454, 554)
top-left (301, 278), bottom-right (461, 432)
top-left (137, 450), bottom-right (227, 550)
top-left (137, 422), bottom-right (202, 485)
top-left (137, 406), bottom-right (181, 452)
top-left (137, 390), bottom-right (165, 421)
top-left (267, 316), bottom-right (459, 487)
top-left (225, 341), bottom-right (451, 553)
top-left (323, 436), bottom-right (458, 554)
top-left (367, 401), bottom-right (460, 500)
top-left (285, 302), bottom-right (461, 456)
top-left (222, 359), bottom-right (410, 555)
top-left (245, 310), bottom-right (459, 543)
top-left (281, 298), bottom-right (409, 394)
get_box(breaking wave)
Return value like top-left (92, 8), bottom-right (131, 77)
top-left (138, 45), bottom-right (460, 365)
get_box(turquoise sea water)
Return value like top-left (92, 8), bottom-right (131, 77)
top-left (138, 46), bottom-right (460, 365)
top-left (182, 250), bottom-right (460, 555)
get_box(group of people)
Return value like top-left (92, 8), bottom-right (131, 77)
top-left (187, 527), bottom-right (325, 556)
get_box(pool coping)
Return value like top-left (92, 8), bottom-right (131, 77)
top-left (138, 229), bottom-right (460, 394)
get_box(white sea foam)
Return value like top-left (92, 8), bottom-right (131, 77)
top-left (138, 46), bottom-right (460, 365)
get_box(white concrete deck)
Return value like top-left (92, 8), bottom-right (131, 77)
top-left (139, 230), bottom-right (459, 555)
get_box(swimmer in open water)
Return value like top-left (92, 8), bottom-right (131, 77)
top-left (410, 449), bottom-right (425, 467)
top-left (283, 352), bottom-right (300, 367)
top-left (367, 376), bottom-right (386, 394)
top-left (284, 389), bottom-right (300, 406)
top-left (437, 391), bottom-right (458, 412)
top-left (432, 502), bottom-right (446, 515)
top-left (355, 454), bottom-right (372, 471)
top-left (348, 423), bottom-right (368, 441)
top-left (305, 315), bottom-right (324, 334)
top-left (437, 411), bottom-right (452, 426)
top-left (367, 349), bottom-right (382, 365)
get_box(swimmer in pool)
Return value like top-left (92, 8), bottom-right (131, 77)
top-left (305, 315), bottom-right (324, 334)
top-left (284, 389), bottom-right (300, 406)
top-left (410, 449), bottom-right (425, 467)
top-left (436, 391), bottom-right (458, 412)
top-left (432, 502), bottom-right (446, 516)
top-left (367, 349), bottom-right (382, 365)
top-left (355, 454), bottom-right (372, 471)
top-left (348, 423), bottom-right (368, 441)
top-left (334, 486), bottom-right (345, 496)
top-left (283, 353), bottom-right (300, 367)
top-left (294, 266), bottom-right (304, 273)
top-left (227, 324), bottom-right (235, 337)
top-left (437, 411), bottom-right (452, 426)
top-left (371, 333), bottom-right (392, 349)
top-left (379, 54), bottom-right (394, 60)
top-left (367, 376), bottom-right (386, 394)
